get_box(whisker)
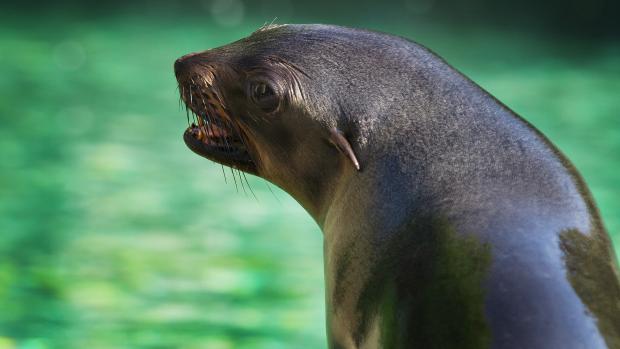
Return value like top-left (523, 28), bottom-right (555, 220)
top-left (178, 88), bottom-right (183, 111)
top-left (238, 168), bottom-right (248, 196)
top-left (199, 95), bottom-right (217, 142)
top-left (235, 125), bottom-right (259, 187)
top-left (242, 171), bottom-right (258, 201)
top-left (221, 165), bottom-right (228, 183)
top-left (189, 84), bottom-right (194, 108)
top-left (230, 167), bottom-right (239, 193)
top-left (213, 113), bottom-right (233, 153)
top-left (212, 90), bottom-right (227, 109)
top-left (265, 181), bottom-right (281, 204)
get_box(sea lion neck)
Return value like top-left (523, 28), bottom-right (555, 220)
top-left (255, 126), bottom-right (362, 228)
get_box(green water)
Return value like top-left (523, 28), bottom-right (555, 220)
top-left (0, 14), bottom-right (618, 349)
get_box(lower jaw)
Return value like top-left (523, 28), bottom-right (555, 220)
top-left (183, 127), bottom-right (258, 175)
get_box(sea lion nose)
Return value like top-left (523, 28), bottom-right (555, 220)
top-left (174, 52), bottom-right (200, 78)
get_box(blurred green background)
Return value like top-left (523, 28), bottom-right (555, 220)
top-left (0, 0), bottom-right (618, 348)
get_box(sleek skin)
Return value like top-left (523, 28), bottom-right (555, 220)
top-left (174, 24), bottom-right (620, 348)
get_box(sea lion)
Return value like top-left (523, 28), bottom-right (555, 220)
top-left (173, 24), bottom-right (620, 348)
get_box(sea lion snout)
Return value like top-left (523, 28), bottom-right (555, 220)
top-left (173, 51), bottom-right (203, 78)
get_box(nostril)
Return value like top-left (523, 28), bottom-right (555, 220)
top-left (174, 52), bottom-right (200, 77)
top-left (174, 58), bottom-right (187, 77)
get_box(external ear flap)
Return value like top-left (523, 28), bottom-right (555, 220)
top-left (329, 128), bottom-right (361, 171)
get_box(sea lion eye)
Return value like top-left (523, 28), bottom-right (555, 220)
top-left (248, 81), bottom-right (280, 113)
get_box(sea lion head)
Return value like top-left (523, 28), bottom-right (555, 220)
top-left (174, 24), bottom-right (407, 218)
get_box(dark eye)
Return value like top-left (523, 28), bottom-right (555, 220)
top-left (249, 81), bottom-right (280, 113)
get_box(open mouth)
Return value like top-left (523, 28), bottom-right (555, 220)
top-left (180, 79), bottom-right (257, 175)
